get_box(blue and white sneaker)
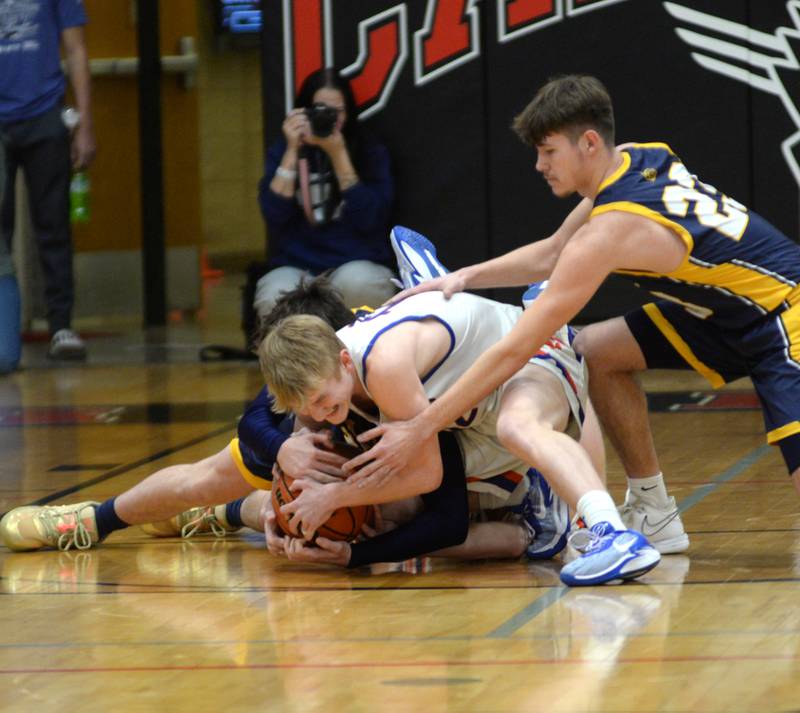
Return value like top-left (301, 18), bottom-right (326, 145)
top-left (559, 522), bottom-right (661, 586)
top-left (517, 468), bottom-right (570, 559)
top-left (389, 225), bottom-right (449, 289)
top-left (522, 280), bottom-right (548, 308)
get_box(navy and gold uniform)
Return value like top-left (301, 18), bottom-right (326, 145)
top-left (592, 142), bottom-right (800, 471)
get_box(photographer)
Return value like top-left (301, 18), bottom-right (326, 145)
top-left (255, 68), bottom-right (396, 319)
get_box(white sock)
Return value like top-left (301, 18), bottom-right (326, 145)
top-left (627, 473), bottom-right (670, 508)
top-left (577, 490), bottom-right (626, 530)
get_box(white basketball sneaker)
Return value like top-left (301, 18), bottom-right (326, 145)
top-left (389, 225), bottom-right (449, 288)
top-left (619, 492), bottom-right (689, 554)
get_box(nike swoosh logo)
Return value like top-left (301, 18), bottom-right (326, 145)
top-left (642, 510), bottom-right (679, 537)
top-left (641, 485), bottom-right (658, 491)
top-left (612, 533), bottom-right (638, 552)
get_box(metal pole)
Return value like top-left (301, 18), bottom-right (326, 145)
top-left (137, 0), bottom-right (166, 326)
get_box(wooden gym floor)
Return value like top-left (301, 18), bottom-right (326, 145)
top-left (1, 278), bottom-right (799, 712)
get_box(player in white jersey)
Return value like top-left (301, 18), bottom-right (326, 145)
top-left (340, 291), bottom-right (585, 502)
top-left (260, 282), bottom-right (661, 586)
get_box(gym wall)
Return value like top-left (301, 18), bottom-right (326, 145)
top-left (262, 0), bottom-right (800, 320)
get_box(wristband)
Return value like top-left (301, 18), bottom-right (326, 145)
top-left (276, 166), bottom-right (297, 180)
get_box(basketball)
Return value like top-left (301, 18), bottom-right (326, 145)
top-left (271, 467), bottom-right (376, 542)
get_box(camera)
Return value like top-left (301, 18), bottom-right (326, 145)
top-left (305, 103), bottom-right (339, 138)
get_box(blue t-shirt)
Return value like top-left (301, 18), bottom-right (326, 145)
top-left (0, 0), bottom-right (88, 122)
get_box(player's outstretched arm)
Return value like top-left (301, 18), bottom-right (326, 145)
top-left (345, 222), bottom-right (617, 484)
top-left (387, 272), bottom-right (468, 305)
top-left (387, 197), bottom-right (593, 306)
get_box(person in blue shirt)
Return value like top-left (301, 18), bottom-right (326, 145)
top-left (254, 68), bottom-right (396, 319)
top-left (0, 137), bottom-right (21, 374)
top-left (0, 0), bottom-right (96, 361)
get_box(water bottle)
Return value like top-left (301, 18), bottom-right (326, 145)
top-left (70, 171), bottom-right (90, 223)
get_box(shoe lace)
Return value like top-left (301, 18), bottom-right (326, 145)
top-left (569, 523), bottom-right (615, 555)
top-left (520, 518), bottom-right (536, 547)
top-left (39, 507), bottom-right (93, 551)
top-left (180, 508), bottom-right (228, 539)
top-left (584, 532), bottom-right (606, 554)
top-left (618, 501), bottom-right (634, 517)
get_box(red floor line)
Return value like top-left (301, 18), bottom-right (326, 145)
top-left (2, 653), bottom-right (798, 674)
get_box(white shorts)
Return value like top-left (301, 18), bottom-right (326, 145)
top-left (457, 325), bottom-right (587, 502)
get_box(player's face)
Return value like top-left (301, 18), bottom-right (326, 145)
top-left (299, 359), bottom-right (353, 425)
top-left (535, 132), bottom-right (584, 197)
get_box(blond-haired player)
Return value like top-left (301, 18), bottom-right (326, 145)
top-left (260, 287), bottom-right (660, 586)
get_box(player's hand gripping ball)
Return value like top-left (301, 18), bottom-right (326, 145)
top-left (271, 437), bottom-right (376, 541)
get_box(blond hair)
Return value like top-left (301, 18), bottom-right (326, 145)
top-left (258, 314), bottom-right (343, 413)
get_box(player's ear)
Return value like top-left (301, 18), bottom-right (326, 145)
top-left (340, 348), bottom-right (353, 372)
top-left (582, 129), bottom-right (602, 154)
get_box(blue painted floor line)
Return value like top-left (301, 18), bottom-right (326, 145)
top-left (677, 444), bottom-right (772, 513)
top-left (486, 586), bottom-right (569, 639)
top-left (488, 444), bottom-right (773, 638)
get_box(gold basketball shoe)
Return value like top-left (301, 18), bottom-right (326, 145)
top-left (0, 502), bottom-right (100, 551)
top-left (140, 505), bottom-right (240, 539)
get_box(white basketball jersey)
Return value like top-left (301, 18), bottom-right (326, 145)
top-left (337, 291), bottom-right (587, 498)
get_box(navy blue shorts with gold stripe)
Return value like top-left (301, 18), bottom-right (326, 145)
top-left (229, 437), bottom-right (274, 490)
top-left (625, 300), bottom-right (800, 473)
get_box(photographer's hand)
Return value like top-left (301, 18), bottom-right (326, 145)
top-left (313, 129), bottom-right (359, 191)
top-left (282, 109), bottom-right (309, 151)
top-left (304, 125), bottom-right (345, 153)
top-left (271, 110), bottom-right (308, 197)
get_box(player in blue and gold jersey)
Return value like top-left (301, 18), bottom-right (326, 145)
top-left (352, 74), bottom-right (800, 559)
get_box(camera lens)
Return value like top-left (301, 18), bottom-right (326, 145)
top-left (306, 103), bottom-right (338, 138)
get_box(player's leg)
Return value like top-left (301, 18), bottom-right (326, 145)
top-left (747, 314), bottom-right (800, 499)
top-left (139, 435), bottom-right (282, 538)
top-left (495, 364), bottom-right (660, 585)
top-left (576, 303), bottom-right (748, 554)
top-left (434, 520), bottom-right (530, 559)
top-left (580, 398), bottom-right (606, 484)
top-left (115, 446), bottom-right (253, 525)
top-left (496, 364), bottom-right (603, 506)
top-left (573, 317), bottom-right (659, 478)
top-left (218, 489), bottom-right (271, 532)
top-left (0, 444), bottom-right (253, 552)
top-left (576, 314), bottom-right (688, 553)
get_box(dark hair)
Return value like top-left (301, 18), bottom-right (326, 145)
top-left (253, 273), bottom-right (355, 347)
top-left (295, 67), bottom-right (360, 149)
top-left (512, 74), bottom-right (615, 148)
